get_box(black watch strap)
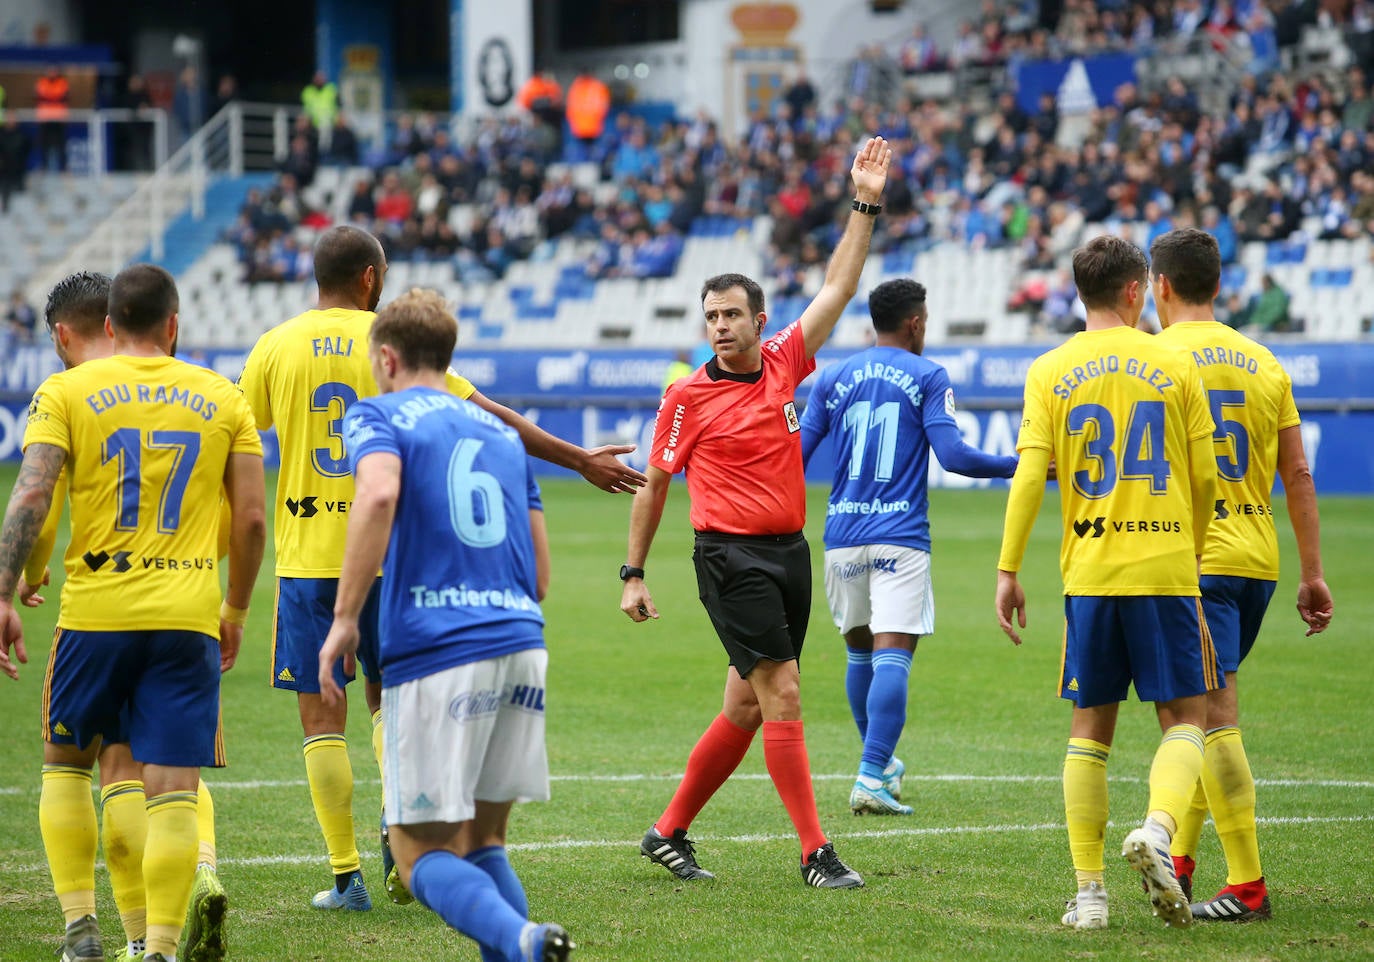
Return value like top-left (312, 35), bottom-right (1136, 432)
top-left (852, 198), bottom-right (882, 215)
top-left (620, 564), bottom-right (645, 581)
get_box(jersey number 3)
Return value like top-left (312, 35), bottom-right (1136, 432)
top-left (1066, 401), bottom-right (1170, 499)
top-left (311, 381), bottom-right (360, 478)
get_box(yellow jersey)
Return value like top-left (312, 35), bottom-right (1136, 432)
top-left (1016, 326), bottom-right (1215, 596)
top-left (1157, 320), bottom-right (1300, 580)
top-left (237, 307), bottom-right (474, 577)
top-left (22, 355), bottom-right (262, 635)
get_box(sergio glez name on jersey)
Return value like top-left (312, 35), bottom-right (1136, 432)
top-left (1051, 355), bottom-right (1176, 400)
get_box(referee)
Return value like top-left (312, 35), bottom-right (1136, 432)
top-left (621, 136), bottom-right (892, 890)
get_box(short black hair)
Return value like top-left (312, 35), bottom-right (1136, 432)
top-left (314, 225), bottom-right (385, 294)
top-left (868, 279), bottom-right (927, 333)
top-left (1072, 235), bottom-right (1149, 310)
top-left (1150, 228), bottom-right (1221, 306)
top-left (700, 272), bottom-right (765, 318)
top-left (45, 271), bottom-right (111, 336)
top-left (108, 264), bottom-right (178, 335)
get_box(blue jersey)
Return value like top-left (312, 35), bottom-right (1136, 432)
top-left (801, 346), bottom-right (1016, 552)
top-left (345, 387), bottom-right (545, 687)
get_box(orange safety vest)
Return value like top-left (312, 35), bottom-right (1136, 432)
top-left (566, 76), bottom-right (610, 139)
top-left (518, 75), bottom-right (562, 112)
top-left (35, 74), bottom-right (70, 121)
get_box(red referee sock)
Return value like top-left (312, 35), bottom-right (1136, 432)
top-left (762, 719), bottom-right (826, 856)
top-left (657, 713), bottom-right (755, 836)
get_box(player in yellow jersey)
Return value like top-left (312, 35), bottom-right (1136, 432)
top-left (238, 225), bottom-right (645, 910)
top-left (14, 272), bottom-right (233, 962)
top-left (1151, 227), bottom-right (1333, 921)
top-left (995, 235), bottom-right (1222, 930)
top-left (0, 264), bottom-right (267, 962)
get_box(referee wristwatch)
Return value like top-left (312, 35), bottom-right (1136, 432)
top-left (619, 564), bottom-right (645, 581)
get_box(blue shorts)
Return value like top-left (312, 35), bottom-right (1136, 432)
top-left (1060, 596), bottom-right (1224, 708)
top-left (1200, 575), bottom-right (1277, 672)
top-left (43, 628), bottom-right (223, 767)
top-left (272, 577), bottom-right (382, 693)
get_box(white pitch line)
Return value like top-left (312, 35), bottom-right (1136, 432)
top-left (4, 814), bottom-right (1372, 875)
top-left (3, 774), bottom-right (1373, 794)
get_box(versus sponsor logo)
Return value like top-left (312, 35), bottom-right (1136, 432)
top-left (82, 549), bottom-right (214, 572)
top-left (1072, 517), bottom-right (1183, 538)
top-left (284, 496), bottom-right (352, 517)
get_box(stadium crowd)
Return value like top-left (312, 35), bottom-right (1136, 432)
top-left (212, 0), bottom-right (1374, 335)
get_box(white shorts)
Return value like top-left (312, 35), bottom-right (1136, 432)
top-left (823, 544), bottom-right (934, 636)
top-left (382, 647), bottom-right (550, 826)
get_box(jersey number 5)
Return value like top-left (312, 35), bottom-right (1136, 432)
top-left (1207, 389), bottom-right (1249, 481)
top-left (1066, 401), bottom-right (1170, 499)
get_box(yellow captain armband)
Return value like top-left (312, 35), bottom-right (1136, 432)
top-left (219, 601), bottom-right (250, 627)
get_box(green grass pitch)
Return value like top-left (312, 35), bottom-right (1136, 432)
top-left (1, 466), bottom-right (1371, 960)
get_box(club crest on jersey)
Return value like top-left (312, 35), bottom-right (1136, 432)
top-left (783, 401), bottom-right (800, 433)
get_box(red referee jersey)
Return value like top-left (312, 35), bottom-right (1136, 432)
top-left (650, 322), bottom-right (816, 535)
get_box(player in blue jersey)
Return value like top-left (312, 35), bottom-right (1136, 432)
top-left (318, 289), bottom-right (572, 962)
top-left (801, 279), bottom-right (1018, 814)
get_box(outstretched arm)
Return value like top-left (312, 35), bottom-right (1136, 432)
top-left (1276, 425), bottom-right (1331, 635)
top-left (467, 388), bottom-right (647, 493)
top-left (928, 422), bottom-right (1018, 478)
top-left (798, 137), bottom-right (893, 358)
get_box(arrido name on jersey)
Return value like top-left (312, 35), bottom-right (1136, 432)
top-left (1051, 354), bottom-right (1177, 400)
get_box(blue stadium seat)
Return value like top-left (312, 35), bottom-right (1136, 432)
top-left (883, 249), bottom-right (915, 275)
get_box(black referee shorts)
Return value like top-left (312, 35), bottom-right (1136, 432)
top-left (692, 530), bottom-right (811, 677)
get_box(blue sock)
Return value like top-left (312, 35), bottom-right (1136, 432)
top-left (466, 845), bottom-right (528, 962)
top-left (845, 646), bottom-right (873, 740)
top-left (860, 648), bottom-right (912, 776)
top-left (410, 849), bottom-right (527, 962)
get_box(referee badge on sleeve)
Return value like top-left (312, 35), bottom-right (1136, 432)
top-left (783, 401), bottom-right (800, 433)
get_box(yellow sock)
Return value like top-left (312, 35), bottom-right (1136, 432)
top-left (1064, 738), bottom-right (1110, 884)
top-left (1201, 726), bottom-right (1263, 885)
top-left (40, 765), bottom-right (98, 925)
top-left (196, 778), bottom-right (218, 870)
top-left (1170, 779), bottom-right (1208, 859)
top-left (303, 734), bottom-right (360, 875)
top-left (371, 709), bottom-right (385, 792)
top-left (100, 779), bottom-right (148, 943)
top-left (143, 790), bottom-right (199, 958)
top-left (1147, 724), bottom-right (1205, 833)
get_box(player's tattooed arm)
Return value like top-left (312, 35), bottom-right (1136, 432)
top-left (0, 443), bottom-right (66, 601)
